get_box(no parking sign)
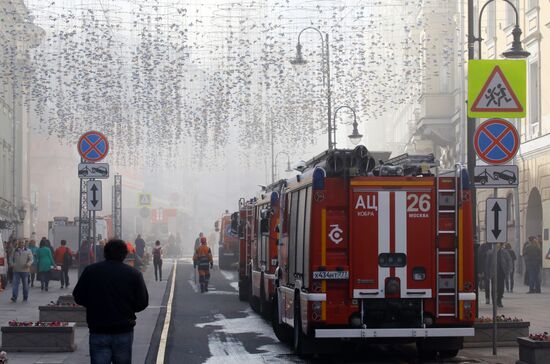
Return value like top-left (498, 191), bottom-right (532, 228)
top-left (474, 118), bottom-right (519, 165)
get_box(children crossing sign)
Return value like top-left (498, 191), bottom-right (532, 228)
top-left (138, 193), bottom-right (152, 207)
top-left (468, 60), bottom-right (526, 118)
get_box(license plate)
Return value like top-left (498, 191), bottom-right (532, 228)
top-left (313, 271), bottom-right (350, 280)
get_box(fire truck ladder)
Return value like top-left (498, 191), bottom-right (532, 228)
top-left (435, 165), bottom-right (462, 318)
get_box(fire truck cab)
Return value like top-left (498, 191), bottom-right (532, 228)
top-left (216, 212), bottom-right (239, 270)
top-left (271, 147), bottom-right (476, 358)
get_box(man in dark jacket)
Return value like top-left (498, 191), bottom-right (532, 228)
top-left (524, 238), bottom-right (542, 293)
top-left (73, 239), bottom-right (149, 364)
top-left (485, 244), bottom-right (513, 308)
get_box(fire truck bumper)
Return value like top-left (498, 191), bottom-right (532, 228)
top-left (315, 327), bottom-right (474, 339)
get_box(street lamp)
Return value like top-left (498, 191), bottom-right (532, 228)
top-left (333, 106), bottom-right (363, 147)
top-left (290, 27), bottom-right (333, 150)
top-left (473, 0), bottom-right (530, 60)
top-left (272, 151), bottom-right (293, 183)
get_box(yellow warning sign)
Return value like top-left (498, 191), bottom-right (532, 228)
top-left (468, 60), bottom-right (526, 118)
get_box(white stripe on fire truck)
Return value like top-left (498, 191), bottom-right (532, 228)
top-left (378, 191), bottom-right (390, 295)
top-left (394, 191), bottom-right (407, 296)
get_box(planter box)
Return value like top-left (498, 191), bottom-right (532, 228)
top-left (1, 323), bottom-right (76, 352)
top-left (57, 295), bottom-right (76, 305)
top-left (39, 305), bottom-right (87, 327)
top-left (464, 321), bottom-right (530, 348)
top-left (516, 337), bottom-right (550, 364)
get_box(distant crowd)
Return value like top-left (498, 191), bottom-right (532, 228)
top-left (478, 235), bottom-right (547, 308)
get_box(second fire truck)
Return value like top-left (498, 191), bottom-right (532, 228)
top-left (238, 146), bottom-right (476, 358)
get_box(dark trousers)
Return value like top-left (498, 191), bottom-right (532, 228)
top-left (485, 275), bottom-right (505, 304)
top-left (153, 259), bottom-right (162, 281)
top-left (526, 264), bottom-right (541, 292)
top-left (60, 265), bottom-right (70, 287)
top-left (505, 269), bottom-right (515, 292)
top-left (89, 331), bottom-right (133, 364)
top-left (198, 269), bottom-right (210, 293)
top-left (39, 271), bottom-right (50, 290)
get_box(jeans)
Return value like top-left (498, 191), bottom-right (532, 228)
top-left (39, 271), bottom-right (50, 290)
top-left (12, 272), bottom-right (30, 300)
top-left (154, 259), bottom-right (162, 281)
top-left (505, 268), bottom-right (515, 292)
top-left (61, 265), bottom-right (70, 287)
top-left (527, 264), bottom-right (541, 292)
top-left (89, 332), bottom-right (133, 364)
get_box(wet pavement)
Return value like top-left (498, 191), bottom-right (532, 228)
top-left (163, 261), bottom-right (517, 364)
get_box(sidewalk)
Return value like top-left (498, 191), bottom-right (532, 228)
top-left (461, 278), bottom-right (550, 364)
top-left (0, 260), bottom-right (173, 364)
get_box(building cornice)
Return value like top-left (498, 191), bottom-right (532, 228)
top-left (518, 133), bottom-right (550, 159)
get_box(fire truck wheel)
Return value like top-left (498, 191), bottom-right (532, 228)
top-left (416, 341), bottom-right (437, 360)
top-left (293, 301), bottom-right (313, 357)
top-left (271, 294), bottom-right (292, 344)
top-left (438, 349), bottom-right (459, 359)
top-left (249, 282), bottom-right (260, 313)
top-left (259, 276), bottom-right (270, 319)
top-left (238, 279), bottom-right (248, 301)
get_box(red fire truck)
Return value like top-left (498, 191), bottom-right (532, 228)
top-left (216, 211), bottom-right (240, 269)
top-left (250, 147), bottom-right (476, 358)
top-left (238, 181), bottom-right (286, 316)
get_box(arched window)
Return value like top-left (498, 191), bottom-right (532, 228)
top-left (507, 193), bottom-right (514, 224)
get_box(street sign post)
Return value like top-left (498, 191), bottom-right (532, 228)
top-left (468, 60), bottom-right (526, 118)
top-left (138, 193), bottom-right (152, 207)
top-left (474, 165), bottom-right (519, 188)
top-left (486, 198), bottom-right (507, 244)
top-left (474, 119), bottom-right (519, 165)
top-left (77, 131), bottom-right (109, 162)
top-left (78, 163), bottom-right (109, 179)
top-left (87, 180), bottom-right (103, 211)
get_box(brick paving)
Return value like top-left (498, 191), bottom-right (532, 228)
top-left (461, 273), bottom-right (549, 364)
top-left (0, 260), bottom-right (172, 364)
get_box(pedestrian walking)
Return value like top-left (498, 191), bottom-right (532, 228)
top-left (478, 243), bottom-right (492, 294)
top-left (78, 239), bottom-right (94, 267)
top-left (135, 235), bottom-right (145, 259)
top-left (524, 236), bottom-right (542, 293)
top-left (152, 240), bottom-right (163, 281)
top-left (504, 243), bottom-right (516, 293)
top-left (194, 232), bottom-right (204, 251)
top-left (10, 240), bottom-right (33, 302)
top-left (54, 240), bottom-right (73, 289)
top-left (485, 243), bottom-right (512, 308)
top-left (28, 240), bottom-right (38, 287)
top-left (522, 239), bottom-right (532, 286)
top-left (73, 239), bottom-right (149, 364)
top-left (193, 237), bottom-right (213, 293)
top-left (37, 239), bottom-right (55, 292)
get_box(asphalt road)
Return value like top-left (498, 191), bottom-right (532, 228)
top-left (163, 261), bottom-right (484, 364)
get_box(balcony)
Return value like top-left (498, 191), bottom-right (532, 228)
top-left (415, 93), bottom-right (457, 146)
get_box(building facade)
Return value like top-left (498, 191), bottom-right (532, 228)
top-left (0, 1), bottom-right (43, 240)
top-left (479, 0), bottom-right (550, 279)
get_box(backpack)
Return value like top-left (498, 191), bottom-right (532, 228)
top-left (63, 248), bottom-right (72, 268)
top-left (153, 247), bottom-right (162, 260)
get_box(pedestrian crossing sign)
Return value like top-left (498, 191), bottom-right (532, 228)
top-left (138, 193), bottom-right (152, 207)
top-left (468, 60), bottom-right (526, 118)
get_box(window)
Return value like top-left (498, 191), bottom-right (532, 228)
top-left (507, 194), bottom-right (514, 223)
top-left (295, 189), bottom-right (306, 278)
top-left (528, 0), bottom-right (538, 10)
top-left (505, 0), bottom-right (517, 28)
top-left (529, 60), bottom-right (540, 137)
top-left (486, 2), bottom-right (496, 40)
top-left (302, 187), bottom-right (312, 288)
top-left (288, 192), bottom-right (299, 284)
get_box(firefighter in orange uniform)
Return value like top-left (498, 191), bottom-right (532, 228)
top-left (193, 237), bottom-right (213, 293)
top-left (124, 242), bottom-right (136, 267)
